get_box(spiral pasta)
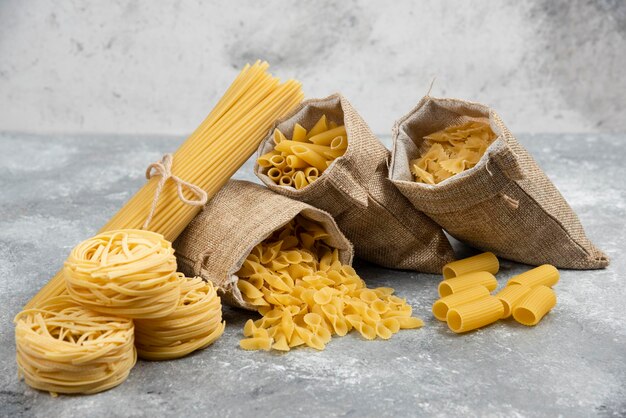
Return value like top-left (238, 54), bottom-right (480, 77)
top-left (134, 276), bottom-right (226, 360)
top-left (64, 229), bottom-right (183, 319)
top-left (14, 296), bottom-right (136, 395)
top-left (236, 216), bottom-right (423, 351)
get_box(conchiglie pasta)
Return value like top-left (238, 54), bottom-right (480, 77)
top-left (236, 215), bottom-right (423, 351)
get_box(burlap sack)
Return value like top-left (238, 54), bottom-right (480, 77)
top-left (390, 96), bottom-right (608, 269)
top-left (173, 180), bottom-right (353, 310)
top-left (254, 94), bottom-right (454, 273)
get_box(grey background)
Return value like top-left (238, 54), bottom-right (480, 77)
top-left (1, 0), bottom-right (625, 136)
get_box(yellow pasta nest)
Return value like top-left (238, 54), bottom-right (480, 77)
top-left (64, 229), bottom-right (183, 319)
top-left (434, 256), bottom-right (559, 332)
top-left (236, 216), bottom-right (423, 351)
top-left (258, 115), bottom-right (347, 189)
top-left (134, 276), bottom-right (226, 360)
top-left (411, 121), bottom-right (496, 184)
top-left (14, 296), bottom-right (136, 395)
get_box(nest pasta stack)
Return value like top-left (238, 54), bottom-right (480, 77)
top-left (174, 180), bottom-right (424, 352)
top-left (254, 94), bottom-right (455, 273)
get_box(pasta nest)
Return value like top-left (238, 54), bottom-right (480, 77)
top-left (134, 276), bottom-right (226, 360)
top-left (14, 296), bottom-right (136, 395)
top-left (64, 229), bottom-right (183, 319)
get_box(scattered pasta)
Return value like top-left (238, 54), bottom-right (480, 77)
top-left (236, 216), bottom-right (423, 351)
top-left (438, 271), bottom-right (498, 297)
top-left (259, 115), bottom-right (347, 189)
top-left (507, 264), bottom-right (560, 288)
top-left (411, 121), bottom-right (496, 184)
top-left (512, 285), bottom-right (557, 326)
top-left (14, 296), bottom-right (136, 395)
top-left (64, 229), bottom-right (183, 319)
top-left (495, 284), bottom-right (531, 318)
top-left (134, 276), bottom-right (226, 360)
top-left (432, 286), bottom-right (491, 321)
top-left (447, 296), bottom-right (504, 333)
top-left (442, 252), bottom-right (499, 279)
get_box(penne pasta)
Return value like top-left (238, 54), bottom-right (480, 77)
top-left (512, 285), bottom-right (556, 326)
top-left (307, 115), bottom-right (328, 139)
top-left (432, 286), bottom-right (491, 321)
top-left (446, 296), bottom-right (504, 333)
top-left (309, 126), bottom-right (347, 145)
top-left (495, 284), bottom-right (532, 318)
top-left (438, 271), bottom-right (498, 297)
top-left (286, 155), bottom-right (309, 169)
top-left (507, 265), bottom-right (559, 288)
top-left (292, 145), bottom-right (328, 172)
top-left (292, 123), bottom-right (308, 142)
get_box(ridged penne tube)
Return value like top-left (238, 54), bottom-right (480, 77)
top-left (307, 115), bottom-right (328, 139)
top-left (269, 155), bottom-right (287, 169)
top-left (267, 167), bottom-right (282, 181)
top-left (257, 151), bottom-right (279, 168)
top-left (292, 145), bottom-right (328, 171)
top-left (495, 284), bottom-right (532, 318)
top-left (293, 171), bottom-right (309, 190)
top-left (442, 252), bottom-right (499, 279)
top-left (279, 176), bottom-right (293, 187)
top-left (507, 265), bottom-right (559, 288)
top-left (292, 123), bottom-right (307, 142)
top-left (432, 286), bottom-right (491, 321)
top-left (438, 271), bottom-right (497, 297)
top-left (274, 140), bottom-right (333, 155)
top-left (512, 285), bottom-right (556, 326)
top-left (446, 296), bottom-right (504, 333)
top-left (330, 135), bottom-right (348, 150)
top-left (309, 126), bottom-right (347, 145)
top-left (304, 167), bottom-right (319, 177)
top-left (286, 155), bottom-right (308, 169)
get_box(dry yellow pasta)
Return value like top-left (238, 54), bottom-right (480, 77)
top-left (236, 216), bottom-right (423, 351)
top-left (432, 286), bottom-right (491, 321)
top-left (446, 296), bottom-right (504, 333)
top-left (442, 252), bottom-right (499, 279)
top-left (64, 230), bottom-right (183, 319)
top-left (512, 285), bottom-right (557, 326)
top-left (507, 264), bottom-right (559, 288)
top-left (438, 271), bottom-right (498, 297)
top-left (411, 121), bottom-right (496, 184)
top-left (134, 277), bottom-right (225, 360)
top-left (259, 115), bottom-right (347, 190)
top-left (24, 61), bottom-right (303, 309)
top-left (495, 284), bottom-right (532, 318)
top-left (14, 296), bottom-right (136, 395)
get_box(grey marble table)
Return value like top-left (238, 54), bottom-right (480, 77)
top-left (0, 132), bottom-right (624, 418)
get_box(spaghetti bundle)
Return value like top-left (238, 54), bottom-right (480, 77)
top-left (134, 276), bottom-right (225, 360)
top-left (24, 61), bottom-right (304, 309)
top-left (14, 296), bottom-right (136, 395)
top-left (64, 230), bottom-right (183, 319)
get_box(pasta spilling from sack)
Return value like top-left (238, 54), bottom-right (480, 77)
top-left (14, 296), bottom-right (136, 395)
top-left (64, 230), bottom-right (183, 319)
top-left (433, 255), bottom-right (559, 332)
top-left (410, 121), bottom-right (496, 184)
top-left (236, 216), bottom-right (423, 351)
top-left (258, 114), bottom-right (347, 189)
top-left (135, 276), bottom-right (225, 360)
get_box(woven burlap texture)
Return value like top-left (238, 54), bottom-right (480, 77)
top-left (254, 93), bottom-right (454, 273)
top-left (389, 96), bottom-right (608, 269)
top-left (173, 180), bottom-right (354, 310)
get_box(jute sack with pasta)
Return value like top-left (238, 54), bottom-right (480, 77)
top-left (389, 96), bottom-right (608, 269)
top-left (254, 93), bottom-right (454, 273)
top-left (173, 180), bottom-right (353, 309)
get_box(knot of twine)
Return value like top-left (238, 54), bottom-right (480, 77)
top-left (142, 153), bottom-right (208, 229)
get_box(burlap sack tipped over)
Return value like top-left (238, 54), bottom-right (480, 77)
top-left (254, 93), bottom-right (454, 273)
top-left (389, 96), bottom-right (608, 270)
top-left (173, 180), bottom-right (353, 310)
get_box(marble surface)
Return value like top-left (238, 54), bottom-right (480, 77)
top-left (0, 132), bottom-right (624, 417)
top-left (2, 0), bottom-right (626, 135)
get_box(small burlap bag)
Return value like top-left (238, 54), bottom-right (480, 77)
top-left (389, 96), bottom-right (608, 269)
top-left (173, 180), bottom-right (353, 310)
top-left (254, 94), bottom-right (454, 273)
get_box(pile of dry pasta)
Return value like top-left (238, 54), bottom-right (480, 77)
top-left (411, 121), bottom-right (496, 184)
top-left (14, 61), bottom-right (303, 396)
top-left (14, 230), bottom-right (225, 395)
top-left (433, 253), bottom-right (559, 333)
top-left (236, 216), bottom-right (423, 351)
top-left (258, 115), bottom-right (347, 189)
